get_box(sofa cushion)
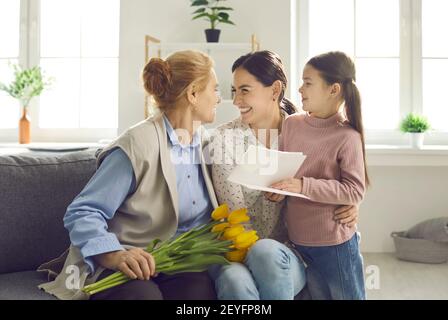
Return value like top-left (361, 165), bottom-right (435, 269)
top-left (0, 271), bottom-right (57, 300)
top-left (0, 150), bottom-right (97, 274)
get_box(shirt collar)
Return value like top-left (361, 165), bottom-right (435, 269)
top-left (162, 114), bottom-right (200, 148)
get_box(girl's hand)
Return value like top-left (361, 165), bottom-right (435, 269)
top-left (270, 178), bottom-right (303, 194)
top-left (93, 248), bottom-right (156, 281)
top-left (334, 205), bottom-right (359, 227)
top-left (264, 191), bottom-right (286, 202)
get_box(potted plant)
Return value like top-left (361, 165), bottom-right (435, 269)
top-left (190, 0), bottom-right (235, 43)
top-left (0, 64), bottom-right (52, 144)
top-left (400, 113), bottom-right (430, 149)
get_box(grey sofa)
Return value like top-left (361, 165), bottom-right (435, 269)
top-left (0, 149), bottom-right (98, 300)
top-left (0, 148), bottom-right (311, 300)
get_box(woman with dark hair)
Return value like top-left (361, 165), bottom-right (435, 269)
top-left (210, 50), bottom-right (359, 300)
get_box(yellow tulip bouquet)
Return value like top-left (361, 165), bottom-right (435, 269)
top-left (82, 204), bottom-right (258, 295)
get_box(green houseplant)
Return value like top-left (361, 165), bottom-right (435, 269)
top-left (400, 113), bottom-right (431, 149)
top-left (0, 64), bottom-right (52, 144)
top-left (190, 0), bottom-right (235, 42)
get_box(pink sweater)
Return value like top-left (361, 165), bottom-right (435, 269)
top-left (279, 112), bottom-right (366, 246)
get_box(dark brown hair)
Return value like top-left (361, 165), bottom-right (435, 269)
top-left (307, 51), bottom-right (370, 186)
top-left (232, 50), bottom-right (297, 115)
top-left (142, 50), bottom-right (213, 112)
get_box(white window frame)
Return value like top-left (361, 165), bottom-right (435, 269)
top-left (296, 0), bottom-right (448, 146)
top-left (0, 0), bottom-right (117, 143)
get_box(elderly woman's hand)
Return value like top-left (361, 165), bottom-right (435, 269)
top-left (334, 204), bottom-right (359, 227)
top-left (93, 248), bottom-right (156, 281)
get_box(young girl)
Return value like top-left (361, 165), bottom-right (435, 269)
top-left (267, 51), bottom-right (369, 300)
top-left (210, 50), bottom-right (359, 300)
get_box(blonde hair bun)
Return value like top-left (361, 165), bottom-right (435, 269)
top-left (142, 57), bottom-right (172, 99)
top-left (142, 50), bottom-right (213, 111)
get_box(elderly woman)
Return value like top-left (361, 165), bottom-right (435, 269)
top-left (38, 50), bottom-right (222, 300)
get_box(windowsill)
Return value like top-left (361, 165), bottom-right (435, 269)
top-left (366, 145), bottom-right (448, 166)
top-left (1, 142), bottom-right (447, 166)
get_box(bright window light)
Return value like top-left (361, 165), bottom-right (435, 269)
top-left (422, 0), bottom-right (448, 131)
top-left (39, 0), bottom-right (119, 129)
top-left (308, 0), bottom-right (400, 131)
top-left (0, 0), bottom-right (20, 129)
top-left (309, 0), bottom-right (354, 58)
top-left (422, 0), bottom-right (448, 57)
top-left (357, 58), bottom-right (400, 130)
top-left (422, 60), bottom-right (448, 131)
top-left (356, 0), bottom-right (399, 57)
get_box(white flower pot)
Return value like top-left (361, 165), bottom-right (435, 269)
top-left (410, 132), bottom-right (425, 149)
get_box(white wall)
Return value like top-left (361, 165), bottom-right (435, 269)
top-left (118, 0), bottom-right (448, 253)
top-left (358, 165), bottom-right (448, 252)
top-left (118, 0), bottom-right (292, 134)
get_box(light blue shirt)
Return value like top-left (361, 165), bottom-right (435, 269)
top-left (162, 115), bottom-right (212, 235)
top-left (64, 115), bottom-right (212, 273)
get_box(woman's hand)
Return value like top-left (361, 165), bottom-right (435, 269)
top-left (264, 191), bottom-right (286, 202)
top-left (334, 205), bottom-right (359, 227)
top-left (93, 248), bottom-right (156, 281)
top-left (270, 178), bottom-right (303, 194)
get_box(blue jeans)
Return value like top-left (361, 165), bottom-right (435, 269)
top-left (294, 232), bottom-right (366, 300)
top-left (209, 239), bottom-right (307, 300)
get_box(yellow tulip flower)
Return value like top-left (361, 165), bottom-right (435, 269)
top-left (222, 224), bottom-right (245, 240)
top-left (227, 208), bottom-right (250, 224)
top-left (234, 238), bottom-right (258, 250)
top-left (211, 222), bottom-right (230, 233)
top-left (234, 230), bottom-right (259, 250)
top-left (84, 205), bottom-right (259, 296)
top-left (211, 203), bottom-right (230, 221)
top-left (226, 249), bottom-right (247, 263)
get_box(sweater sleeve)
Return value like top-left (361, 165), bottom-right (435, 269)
top-left (301, 133), bottom-right (366, 205)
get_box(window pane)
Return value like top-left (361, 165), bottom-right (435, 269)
top-left (0, 59), bottom-right (20, 128)
top-left (81, 0), bottom-right (120, 57)
top-left (0, 0), bottom-right (20, 58)
top-left (0, 0), bottom-right (20, 129)
top-left (39, 59), bottom-right (80, 128)
top-left (356, 0), bottom-right (399, 57)
top-left (309, 0), bottom-right (354, 57)
top-left (40, 0), bottom-right (120, 129)
top-left (80, 58), bottom-right (118, 128)
top-left (423, 59), bottom-right (448, 131)
top-left (422, 0), bottom-right (448, 57)
top-left (356, 58), bottom-right (400, 130)
top-left (40, 0), bottom-right (81, 57)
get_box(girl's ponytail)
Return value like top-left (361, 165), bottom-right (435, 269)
top-left (280, 97), bottom-right (298, 115)
top-left (344, 80), bottom-right (370, 186)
